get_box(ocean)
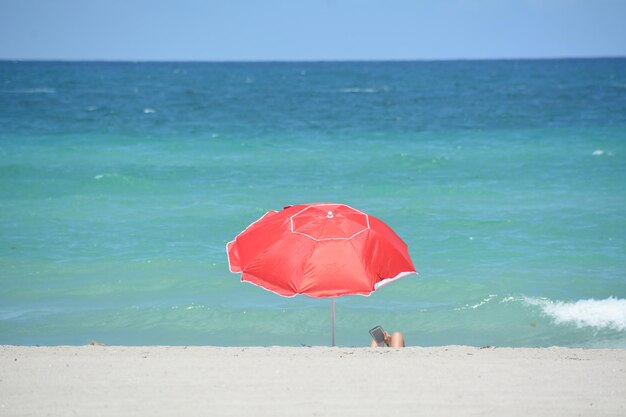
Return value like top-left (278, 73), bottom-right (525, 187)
top-left (1, 59), bottom-right (625, 347)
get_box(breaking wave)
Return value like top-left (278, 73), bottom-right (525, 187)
top-left (524, 297), bottom-right (626, 331)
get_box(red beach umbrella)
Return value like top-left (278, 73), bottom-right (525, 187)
top-left (226, 203), bottom-right (417, 345)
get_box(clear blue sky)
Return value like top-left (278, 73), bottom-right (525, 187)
top-left (1, 0), bottom-right (625, 61)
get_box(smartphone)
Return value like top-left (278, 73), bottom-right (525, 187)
top-left (369, 325), bottom-right (386, 347)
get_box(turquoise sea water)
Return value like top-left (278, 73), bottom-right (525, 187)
top-left (1, 59), bottom-right (625, 347)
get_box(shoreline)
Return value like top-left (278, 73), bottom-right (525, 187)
top-left (2, 345), bottom-right (626, 416)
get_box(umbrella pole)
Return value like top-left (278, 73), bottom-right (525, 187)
top-left (330, 298), bottom-right (336, 347)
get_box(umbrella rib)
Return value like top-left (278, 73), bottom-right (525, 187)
top-left (345, 233), bottom-right (374, 289)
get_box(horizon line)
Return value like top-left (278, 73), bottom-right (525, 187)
top-left (1, 55), bottom-right (625, 64)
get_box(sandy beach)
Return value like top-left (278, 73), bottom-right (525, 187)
top-left (1, 345), bottom-right (625, 416)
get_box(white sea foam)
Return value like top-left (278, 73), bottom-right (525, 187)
top-left (592, 149), bottom-right (613, 156)
top-left (340, 88), bottom-right (377, 93)
top-left (454, 294), bottom-right (498, 310)
top-left (30, 88), bottom-right (56, 94)
top-left (4, 88), bottom-right (56, 94)
top-left (94, 173), bottom-right (120, 180)
top-left (525, 297), bottom-right (626, 331)
top-left (143, 108), bottom-right (156, 114)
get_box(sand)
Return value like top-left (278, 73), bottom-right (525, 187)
top-left (1, 345), bottom-right (625, 417)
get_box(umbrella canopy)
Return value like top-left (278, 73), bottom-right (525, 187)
top-left (226, 202), bottom-right (417, 344)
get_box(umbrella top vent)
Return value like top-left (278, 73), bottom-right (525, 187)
top-left (290, 203), bottom-right (370, 241)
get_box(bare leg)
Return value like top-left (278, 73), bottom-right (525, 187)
top-left (389, 332), bottom-right (405, 348)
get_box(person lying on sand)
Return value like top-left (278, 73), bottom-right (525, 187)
top-left (370, 331), bottom-right (405, 348)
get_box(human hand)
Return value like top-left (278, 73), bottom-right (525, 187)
top-left (383, 331), bottom-right (392, 347)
